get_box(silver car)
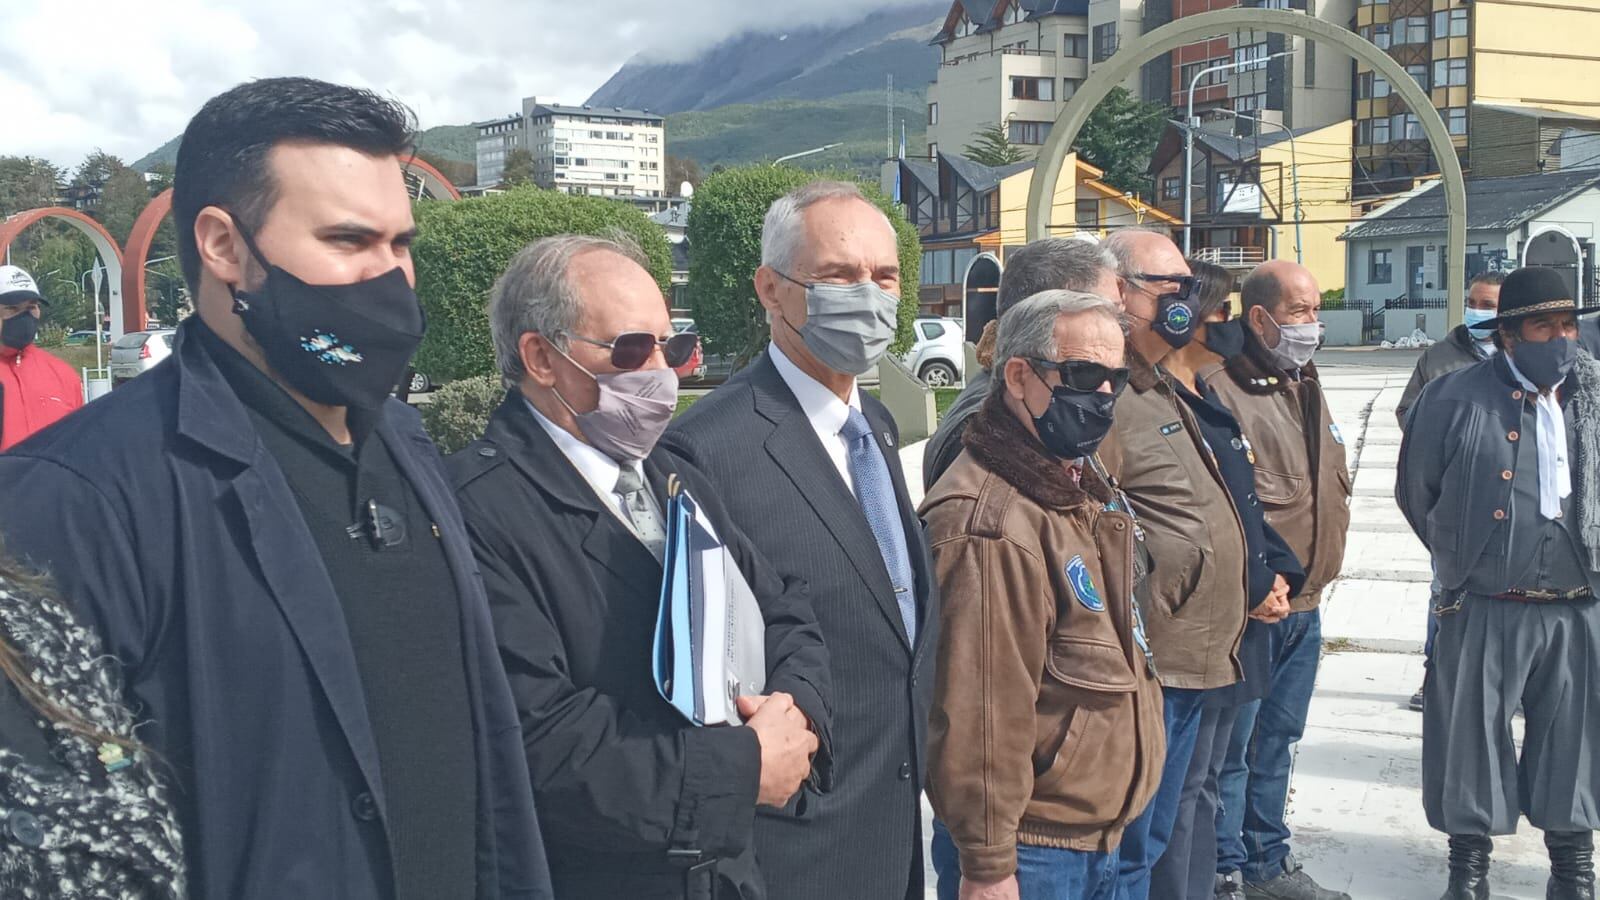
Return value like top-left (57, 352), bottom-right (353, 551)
top-left (900, 316), bottom-right (966, 388)
top-left (109, 330), bottom-right (176, 386)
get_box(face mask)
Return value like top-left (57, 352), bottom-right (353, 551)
top-left (1029, 369), bottom-right (1117, 461)
top-left (1511, 336), bottom-right (1577, 390)
top-left (551, 342), bottom-right (678, 463)
top-left (1463, 307), bottom-right (1498, 334)
top-left (1, 312), bottom-right (38, 351)
top-left (1149, 289), bottom-right (1197, 350)
top-left (229, 219), bottom-right (426, 410)
top-left (1257, 310), bottom-right (1321, 371)
top-left (776, 273), bottom-right (899, 376)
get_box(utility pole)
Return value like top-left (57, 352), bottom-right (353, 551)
top-left (1183, 50), bottom-right (1296, 254)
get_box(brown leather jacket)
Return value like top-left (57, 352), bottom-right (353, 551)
top-left (1106, 348), bottom-right (1249, 690)
top-left (921, 395), bottom-right (1165, 882)
top-left (1199, 328), bottom-right (1352, 610)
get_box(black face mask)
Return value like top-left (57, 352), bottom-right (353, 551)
top-left (1029, 369), bottom-right (1118, 460)
top-left (1512, 336), bottom-right (1578, 390)
top-left (228, 218), bottom-right (426, 410)
top-left (1, 311), bottom-right (38, 351)
top-left (1151, 289), bottom-right (1198, 350)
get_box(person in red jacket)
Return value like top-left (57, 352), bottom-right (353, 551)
top-left (0, 265), bottom-right (82, 451)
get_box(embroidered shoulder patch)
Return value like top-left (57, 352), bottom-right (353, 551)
top-left (1329, 423), bottom-right (1345, 445)
top-left (1159, 421), bottom-right (1183, 436)
top-left (1066, 555), bottom-right (1105, 612)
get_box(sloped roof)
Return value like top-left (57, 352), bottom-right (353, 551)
top-left (1192, 124), bottom-right (1326, 162)
top-left (903, 159), bottom-right (938, 192)
top-left (648, 201), bottom-right (691, 228)
top-left (1025, 0), bottom-right (1091, 18)
top-left (1342, 169), bottom-right (1600, 240)
top-left (531, 103), bottom-right (663, 123)
top-left (944, 153), bottom-right (1034, 193)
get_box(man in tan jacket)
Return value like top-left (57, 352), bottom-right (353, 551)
top-left (1197, 260), bottom-right (1351, 900)
top-left (1101, 229), bottom-right (1252, 900)
top-left (924, 289), bottom-right (1164, 900)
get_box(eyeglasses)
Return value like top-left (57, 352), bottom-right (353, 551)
top-left (565, 330), bottom-right (699, 370)
top-left (1126, 272), bottom-right (1199, 301)
top-left (1028, 358), bottom-right (1131, 394)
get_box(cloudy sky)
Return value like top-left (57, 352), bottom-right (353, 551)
top-left (1, 0), bottom-right (929, 170)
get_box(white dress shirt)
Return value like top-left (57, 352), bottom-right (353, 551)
top-left (525, 397), bottom-right (650, 528)
top-left (769, 341), bottom-right (864, 497)
top-left (1504, 353), bottom-right (1572, 520)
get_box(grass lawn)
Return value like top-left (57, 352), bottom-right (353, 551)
top-left (42, 344), bottom-right (103, 374)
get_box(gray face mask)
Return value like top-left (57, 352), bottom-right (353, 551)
top-left (551, 343), bottom-right (678, 462)
top-left (1256, 310), bottom-right (1323, 371)
top-left (775, 271), bottom-right (900, 376)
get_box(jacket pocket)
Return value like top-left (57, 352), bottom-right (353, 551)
top-left (1152, 543), bottom-right (1205, 618)
top-left (1043, 635), bottom-right (1138, 693)
top-left (1254, 464), bottom-right (1309, 508)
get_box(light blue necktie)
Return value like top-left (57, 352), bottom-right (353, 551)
top-left (841, 408), bottom-right (918, 643)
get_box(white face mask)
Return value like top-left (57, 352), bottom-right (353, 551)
top-left (1257, 309), bottom-right (1322, 371)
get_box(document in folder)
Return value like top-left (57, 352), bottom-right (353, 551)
top-left (652, 476), bottom-right (766, 726)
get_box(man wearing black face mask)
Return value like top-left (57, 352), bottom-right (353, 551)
top-left (0, 78), bottom-right (551, 900)
top-left (447, 234), bottom-right (832, 899)
top-left (0, 265), bottom-right (82, 451)
top-left (1399, 266), bottom-right (1600, 900)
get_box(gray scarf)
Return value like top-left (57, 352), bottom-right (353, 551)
top-left (1567, 349), bottom-right (1600, 569)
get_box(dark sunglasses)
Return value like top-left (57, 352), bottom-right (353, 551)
top-left (566, 330), bottom-right (699, 370)
top-left (1028, 358), bottom-right (1131, 394)
top-left (1128, 272), bottom-right (1199, 300)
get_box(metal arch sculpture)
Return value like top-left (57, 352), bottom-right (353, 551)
top-left (1026, 8), bottom-right (1470, 327)
top-left (0, 207), bottom-right (126, 334)
top-left (120, 188), bottom-right (173, 336)
top-left (405, 157), bottom-right (462, 201)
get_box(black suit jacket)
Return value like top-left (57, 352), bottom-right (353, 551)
top-left (447, 393), bottom-right (833, 900)
top-left (661, 352), bottom-right (939, 900)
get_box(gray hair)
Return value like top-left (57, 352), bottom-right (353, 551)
top-left (488, 232), bottom-right (649, 388)
top-left (1102, 226), bottom-right (1175, 278)
top-left (996, 239), bottom-right (1117, 318)
top-left (760, 180), bottom-right (894, 276)
top-left (990, 289), bottom-right (1124, 396)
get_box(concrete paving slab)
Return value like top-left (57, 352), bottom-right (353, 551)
top-left (1321, 579), bottom-right (1431, 652)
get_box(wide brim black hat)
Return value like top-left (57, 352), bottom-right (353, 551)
top-left (1469, 266), bottom-right (1599, 330)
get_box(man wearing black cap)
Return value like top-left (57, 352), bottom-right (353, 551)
top-left (0, 264), bottom-right (82, 450)
top-left (1398, 267), bottom-right (1600, 900)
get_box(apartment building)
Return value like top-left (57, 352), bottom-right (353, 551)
top-left (472, 96), bottom-right (669, 210)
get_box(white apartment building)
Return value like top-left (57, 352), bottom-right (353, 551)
top-left (473, 96), bottom-right (668, 210)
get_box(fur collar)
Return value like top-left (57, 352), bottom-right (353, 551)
top-left (962, 391), bottom-right (1112, 510)
top-left (1126, 345), bottom-right (1166, 393)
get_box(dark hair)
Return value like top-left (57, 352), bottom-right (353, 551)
top-left (1470, 271), bottom-right (1507, 289)
top-left (996, 239), bottom-right (1115, 318)
top-left (1239, 265), bottom-right (1283, 315)
top-left (1185, 258), bottom-right (1236, 322)
top-left (172, 77), bottom-right (417, 291)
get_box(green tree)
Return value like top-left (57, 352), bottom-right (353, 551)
top-left (409, 185), bottom-right (673, 383)
top-left (1072, 86), bottom-right (1168, 200)
top-left (498, 148), bottom-right (538, 187)
top-left (0, 156), bottom-right (62, 218)
top-left (665, 155), bottom-right (703, 197)
top-left (963, 122), bottom-right (1025, 167)
top-left (685, 165), bottom-right (920, 368)
top-left (145, 162), bottom-right (176, 195)
top-left (98, 166), bottom-right (152, 244)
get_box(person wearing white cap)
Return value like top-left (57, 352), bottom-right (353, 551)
top-left (0, 264), bottom-right (81, 451)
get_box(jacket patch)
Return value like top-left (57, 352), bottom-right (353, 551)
top-left (1159, 421), bottom-right (1183, 436)
top-left (1329, 423), bottom-right (1344, 445)
top-left (1066, 555), bottom-right (1104, 612)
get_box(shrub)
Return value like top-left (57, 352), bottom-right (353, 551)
top-left (410, 186), bottom-right (673, 382)
top-left (418, 374), bottom-right (503, 455)
top-left (685, 165), bottom-right (920, 367)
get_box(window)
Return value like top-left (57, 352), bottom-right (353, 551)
top-left (1162, 176), bottom-right (1182, 200)
top-left (928, 102), bottom-right (938, 126)
top-left (1011, 76), bottom-right (1054, 101)
top-left (1236, 93), bottom-right (1265, 113)
top-left (1373, 116), bottom-right (1390, 143)
top-left (921, 249), bottom-right (955, 285)
top-left (1433, 57), bottom-right (1467, 87)
top-left (1433, 8), bottom-right (1468, 38)
top-left (1092, 23), bottom-right (1117, 62)
top-left (1393, 16), bottom-right (1428, 45)
top-left (1406, 64), bottom-right (1429, 89)
top-left (1305, 40), bottom-right (1315, 87)
top-left (955, 13), bottom-right (976, 37)
top-left (1075, 199), bottom-right (1099, 227)
top-left (1062, 79), bottom-right (1077, 100)
top-left (1233, 42), bottom-right (1269, 73)
top-left (1064, 34), bottom-right (1088, 58)
top-left (1003, 0), bottom-right (1023, 25)
top-left (1372, 24), bottom-right (1391, 49)
top-left (1370, 248), bottom-right (1393, 283)
top-left (1390, 112), bottom-right (1422, 140)
top-left (920, 320), bottom-right (947, 341)
top-left (1447, 107), bottom-right (1468, 135)
top-left (928, 142), bottom-right (938, 159)
top-left (1008, 119), bottom-right (1052, 144)
top-left (1181, 59), bottom-right (1229, 88)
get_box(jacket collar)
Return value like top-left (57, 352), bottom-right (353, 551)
top-left (485, 390), bottom-right (617, 516)
top-left (1126, 345), bottom-right (1167, 393)
top-left (963, 391), bottom-right (1111, 511)
top-left (172, 318), bottom-right (268, 466)
top-left (1208, 319), bottom-right (1321, 396)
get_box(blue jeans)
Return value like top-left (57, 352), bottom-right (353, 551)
top-left (1117, 686), bottom-right (1207, 900)
top-left (932, 820), bottom-right (1120, 900)
top-left (1214, 609), bottom-right (1323, 884)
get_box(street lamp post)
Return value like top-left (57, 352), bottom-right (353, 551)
top-left (772, 143), bottom-right (844, 166)
top-left (1206, 107), bottom-right (1303, 264)
top-left (1183, 50), bottom-right (1297, 254)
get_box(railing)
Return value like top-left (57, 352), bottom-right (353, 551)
top-left (1193, 246), bottom-right (1267, 268)
top-left (941, 46), bottom-right (1057, 66)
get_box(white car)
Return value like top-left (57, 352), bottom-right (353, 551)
top-left (109, 330), bottom-right (176, 386)
top-left (901, 316), bottom-right (965, 388)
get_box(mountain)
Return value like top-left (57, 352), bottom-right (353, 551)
top-left (668, 91), bottom-right (928, 175)
top-left (130, 123), bottom-right (478, 173)
top-left (584, 3), bottom-right (947, 114)
top-left (131, 137), bottom-right (181, 172)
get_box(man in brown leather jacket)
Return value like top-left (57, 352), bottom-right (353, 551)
top-left (1101, 229), bottom-right (1251, 900)
top-left (1197, 260), bottom-right (1352, 900)
top-left (924, 289), bottom-right (1164, 900)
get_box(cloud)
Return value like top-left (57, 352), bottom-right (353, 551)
top-left (0, 0), bottom-right (934, 170)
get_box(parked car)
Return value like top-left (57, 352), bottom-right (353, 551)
top-left (670, 317), bottom-right (706, 381)
top-left (64, 330), bottom-right (110, 345)
top-left (109, 330), bottom-right (176, 386)
top-left (900, 316), bottom-right (965, 388)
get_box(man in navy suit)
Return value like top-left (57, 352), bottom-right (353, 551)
top-left (663, 180), bottom-right (939, 900)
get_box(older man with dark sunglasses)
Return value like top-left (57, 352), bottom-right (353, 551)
top-left (445, 234), bottom-right (832, 899)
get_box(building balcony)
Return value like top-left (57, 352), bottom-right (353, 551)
top-left (941, 45), bottom-right (1058, 67)
top-left (1192, 245), bottom-right (1268, 268)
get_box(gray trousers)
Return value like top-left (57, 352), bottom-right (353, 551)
top-left (1423, 592), bottom-right (1600, 835)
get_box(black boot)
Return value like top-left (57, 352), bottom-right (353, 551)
top-left (1441, 834), bottom-right (1491, 900)
top-left (1547, 830), bottom-right (1596, 900)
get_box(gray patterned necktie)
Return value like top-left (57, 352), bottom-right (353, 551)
top-left (841, 408), bottom-right (918, 643)
top-left (614, 466), bottom-right (666, 562)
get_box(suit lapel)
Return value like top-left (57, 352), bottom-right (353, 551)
top-left (750, 355), bottom-right (912, 653)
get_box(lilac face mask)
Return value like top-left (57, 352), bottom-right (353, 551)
top-left (552, 344), bottom-right (678, 462)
